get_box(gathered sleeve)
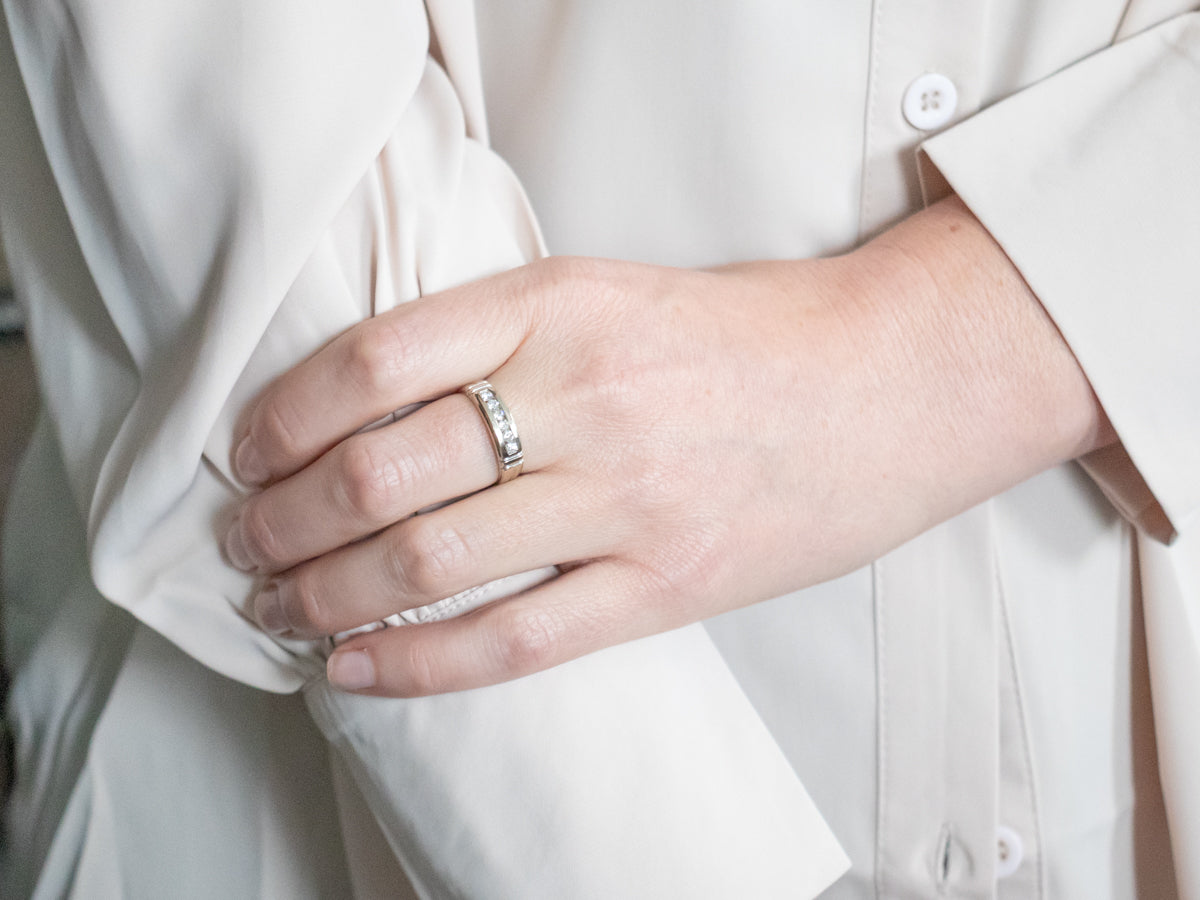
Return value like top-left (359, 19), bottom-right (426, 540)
top-left (1, 0), bottom-right (440, 687)
top-left (0, 1), bottom-right (848, 895)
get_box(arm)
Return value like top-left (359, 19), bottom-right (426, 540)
top-left (918, 11), bottom-right (1200, 542)
top-left (0, 0), bottom-right (434, 688)
top-left (227, 12), bottom-right (1200, 699)
top-left (914, 11), bottom-right (1200, 889)
top-left (0, 1), bottom-right (849, 895)
top-left (224, 9), bottom-right (1200, 887)
top-left (228, 195), bottom-right (1115, 694)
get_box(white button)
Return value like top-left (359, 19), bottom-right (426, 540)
top-left (995, 825), bottom-right (1024, 879)
top-left (902, 73), bottom-right (958, 131)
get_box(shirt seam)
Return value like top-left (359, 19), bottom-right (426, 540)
top-left (992, 524), bottom-right (1047, 899)
top-left (873, 556), bottom-right (888, 899)
top-left (859, 0), bottom-right (887, 244)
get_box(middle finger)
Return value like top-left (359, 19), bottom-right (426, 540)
top-left (226, 386), bottom-right (546, 573)
top-left (253, 471), bottom-right (615, 638)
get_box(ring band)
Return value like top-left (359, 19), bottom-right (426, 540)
top-left (461, 380), bottom-right (524, 485)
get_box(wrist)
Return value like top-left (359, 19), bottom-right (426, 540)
top-left (834, 197), bottom-right (1116, 522)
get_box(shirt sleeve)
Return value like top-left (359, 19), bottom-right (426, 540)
top-left (916, 11), bottom-right (1200, 543)
top-left (0, 1), bottom-right (849, 895)
top-left (1, 0), bottom-right (440, 687)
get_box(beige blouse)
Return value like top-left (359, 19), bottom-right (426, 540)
top-left (476, 2), bottom-right (1200, 895)
top-left (2, 0), bottom-right (1198, 896)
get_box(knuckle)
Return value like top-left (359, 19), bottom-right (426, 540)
top-left (639, 521), bottom-right (728, 605)
top-left (568, 342), bottom-right (657, 432)
top-left (530, 256), bottom-right (623, 320)
top-left (345, 320), bottom-right (415, 399)
top-left (681, 545), bottom-right (725, 596)
top-left (397, 639), bottom-right (442, 697)
top-left (594, 351), bottom-right (661, 419)
top-left (240, 503), bottom-right (288, 570)
top-left (256, 397), bottom-right (307, 462)
top-left (538, 255), bottom-right (613, 291)
top-left (336, 438), bottom-right (410, 523)
top-left (615, 453), bottom-right (681, 514)
top-left (398, 519), bottom-right (472, 598)
top-left (544, 256), bottom-right (624, 316)
top-left (289, 569), bottom-right (331, 633)
top-left (495, 606), bottom-right (563, 677)
top-left (536, 254), bottom-right (590, 288)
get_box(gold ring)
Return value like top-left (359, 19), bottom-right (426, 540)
top-left (460, 380), bottom-right (524, 485)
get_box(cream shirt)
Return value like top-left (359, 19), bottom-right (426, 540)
top-left (0, 1), bottom-right (845, 897)
top-left (475, 2), bottom-right (1200, 896)
top-left (477, 2), bottom-right (1200, 895)
top-left (2, 0), bottom-right (1199, 898)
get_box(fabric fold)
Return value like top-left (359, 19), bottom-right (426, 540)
top-left (914, 11), bottom-right (1200, 895)
top-left (1, 2), bottom-right (848, 895)
top-left (917, 11), bottom-right (1200, 539)
top-left (307, 628), bottom-right (849, 900)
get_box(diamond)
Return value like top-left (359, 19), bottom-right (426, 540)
top-left (505, 440), bottom-right (520, 455)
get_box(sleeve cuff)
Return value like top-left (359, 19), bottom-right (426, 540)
top-left (915, 13), bottom-right (1200, 541)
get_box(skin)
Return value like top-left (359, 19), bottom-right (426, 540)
top-left (224, 196), bottom-right (1117, 697)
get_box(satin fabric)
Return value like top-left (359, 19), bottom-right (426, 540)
top-left (0, 1), bottom-right (846, 897)
top-left (2, 0), bottom-right (1199, 898)
top-left (474, 2), bottom-right (1199, 897)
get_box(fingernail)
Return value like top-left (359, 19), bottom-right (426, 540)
top-left (328, 650), bottom-right (376, 691)
top-left (235, 435), bottom-right (269, 486)
top-left (224, 516), bottom-right (256, 572)
top-left (254, 582), bottom-right (289, 635)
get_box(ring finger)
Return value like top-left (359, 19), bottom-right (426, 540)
top-left (253, 472), bottom-right (617, 638)
top-left (226, 377), bottom-right (549, 574)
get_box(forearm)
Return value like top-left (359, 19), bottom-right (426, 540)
top-left (821, 196), bottom-right (1117, 541)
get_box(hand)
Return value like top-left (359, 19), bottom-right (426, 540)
top-left (225, 197), bottom-right (1114, 696)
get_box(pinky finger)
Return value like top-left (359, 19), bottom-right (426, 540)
top-left (325, 560), bottom-right (673, 697)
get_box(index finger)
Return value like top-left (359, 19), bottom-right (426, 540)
top-left (233, 270), bottom-right (532, 485)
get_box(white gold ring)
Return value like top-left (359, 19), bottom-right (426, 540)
top-left (461, 380), bottom-right (524, 485)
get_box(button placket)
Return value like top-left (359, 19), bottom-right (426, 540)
top-left (856, 0), bottom-right (986, 237)
top-left (873, 509), bottom-right (1000, 898)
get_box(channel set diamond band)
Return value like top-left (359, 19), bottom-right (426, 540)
top-left (460, 380), bottom-right (524, 485)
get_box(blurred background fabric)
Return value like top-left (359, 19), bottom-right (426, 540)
top-left (0, 237), bottom-right (36, 515)
top-left (0, 238), bottom-right (23, 332)
top-left (1, 232), bottom-right (36, 806)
